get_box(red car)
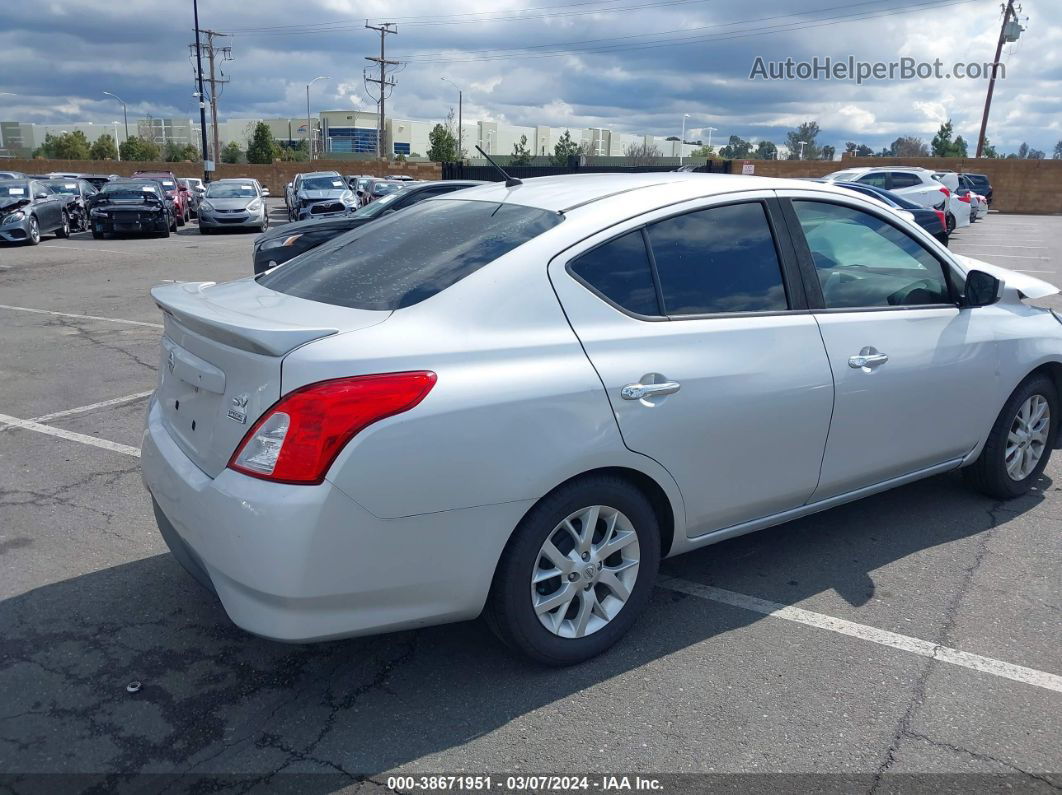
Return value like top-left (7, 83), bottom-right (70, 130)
top-left (132, 171), bottom-right (189, 225)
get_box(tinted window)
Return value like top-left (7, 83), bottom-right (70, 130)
top-left (393, 186), bottom-right (453, 209)
top-left (570, 231), bottom-right (660, 316)
top-left (889, 172), bottom-right (921, 188)
top-left (855, 172), bottom-right (887, 188)
top-left (646, 202), bottom-right (787, 315)
top-left (260, 200), bottom-right (563, 310)
top-left (793, 201), bottom-right (950, 309)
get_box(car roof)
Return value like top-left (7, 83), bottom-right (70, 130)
top-left (448, 172), bottom-right (869, 213)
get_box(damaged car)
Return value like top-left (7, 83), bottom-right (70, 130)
top-left (0, 178), bottom-right (70, 245)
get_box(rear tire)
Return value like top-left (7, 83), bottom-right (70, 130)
top-left (963, 374), bottom-right (1057, 499)
top-left (485, 475), bottom-right (661, 666)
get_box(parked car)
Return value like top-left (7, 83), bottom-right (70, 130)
top-left (960, 173), bottom-right (993, 206)
top-left (958, 175), bottom-right (989, 221)
top-left (386, 174), bottom-right (415, 181)
top-left (132, 170), bottom-right (188, 225)
top-left (365, 178), bottom-right (404, 204)
top-left (286, 171), bottom-right (358, 221)
top-left (252, 180), bottom-right (486, 273)
top-left (48, 172), bottom-right (113, 190)
top-left (198, 179), bottom-right (268, 234)
top-left (0, 171), bottom-right (27, 181)
top-left (0, 178), bottom-right (70, 244)
top-left (43, 178), bottom-right (99, 233)
top-left (810, 179), bottom-right (948, 244)
top-left (178, 179), bottom-right (203, 218)
top-left (87, 179), bottom-right (176, 238)
top-left (823, 167), bottom-right (968, 234)
top-left (142, 173), bottom-right (1062, 665)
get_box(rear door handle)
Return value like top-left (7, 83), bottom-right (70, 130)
top-left (849, 347), bottom-right (889, 370)
top-left (621, 381), bottom-right (681, 400)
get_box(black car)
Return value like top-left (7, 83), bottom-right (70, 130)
top-left (43, 178), bottom-right (99, 232)
top-left (812, 180), bottom-right (949, 245)
top-left (959, 173), bottom-right (992, 206)
top-left (253, 180), bottom-right (485, 274)
top-left (48, 172), bottom-right (114, 190)
top-left (86, 179), bottom-right (176, 238)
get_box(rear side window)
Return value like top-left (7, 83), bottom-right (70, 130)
top-left (889, 172), bottom-right (921, 188)
top-left (646, 202), bottom-right (788, 315)
top-left (570, 231), bottom-right (660, 316)
top-left (260, 200), bottom-right (563, 310)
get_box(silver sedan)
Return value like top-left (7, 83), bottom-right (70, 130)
top-left (141, 173), bottom-right (1062, 665)
top-left (197, 179), bottom-right (268, 233)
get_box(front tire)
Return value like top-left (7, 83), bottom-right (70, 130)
top-left (946, 212), bottom-right (956, 234)
top-left (485, 475), bottom-right (661, 666)
top-left (55, 213), bottom-right (70, 239)
top-left (25, 216), bottom-right (40, 245)
top-left (964, 374), bottom-right (1057, 499)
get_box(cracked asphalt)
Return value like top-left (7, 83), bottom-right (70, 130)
top-left (0, 205), bottom-right (1060, 791)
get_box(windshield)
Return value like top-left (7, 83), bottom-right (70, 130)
top-left (206, 183), bottom-right (258, 198)
top-left (351, 190), bottom-right (402, 219)
top-left (0, 182), bottom-right (30, 198)
top-left (372, 182), bottom-right (402, 196)
top-left (46, 181), bottom-right (80, 195)
top-left (101, 183), bottom-right (162, 200)
top-left (302, 176), bottom-right (345, 191)
top-left (260, 200), bottom-right (563, 310)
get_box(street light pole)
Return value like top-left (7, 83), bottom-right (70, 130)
top-left (306, 76), bottom-right (330, 161)
top-left (796, 140), bottom-right (807, 160)
top-left (113, 122), bottom-right (121, 161)
top-left (679, 113), bottom-right (690, 164)
top-left (441, 77), bottom-right (463, 160)
top-left (102, 91), bottom-right (129, 142)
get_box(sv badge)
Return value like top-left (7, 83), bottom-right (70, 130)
top-left (227, 394), bottom-right (249, 424)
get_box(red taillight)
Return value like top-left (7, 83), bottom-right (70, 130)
top-left (933, 210), bottom-right (946, 231)
top-left (228, 371), bottom-right (437, 485)
top-left (939, 186), bottom-right (951, 197)
top-left (958, 193), bottom-right (971, 203)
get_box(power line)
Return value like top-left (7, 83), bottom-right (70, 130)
top-left (188, 29), bottom-right (231, 165)
top-left (364, 22), bottom-right (398, 159)
top-left (397, 0), bottom-right (977, 64)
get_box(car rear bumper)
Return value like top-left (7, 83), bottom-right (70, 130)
top-left (141, 397), bottom-right (529, 642)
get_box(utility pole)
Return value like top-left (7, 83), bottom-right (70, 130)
top-left (976, 0), bottom-right (1022, 158)
top-left (364, 22), bottom-right (398, 159)
top-left (189, 28), bottom-right (230, 171)
top-left (191, 0), bottom-right (210, 182)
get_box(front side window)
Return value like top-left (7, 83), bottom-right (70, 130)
top-left (570, 230), bottom-right (660, 317)
top-left (646, 202), bottom-right (788, 315)
top-left (260, 199), bottom-right (563, 310)
top-left (792, 201), bottom-right (950, 309)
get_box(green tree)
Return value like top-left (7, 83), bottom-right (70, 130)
top-left (754, 140), bottom-right (777, 159)
top-left (34, 131), bottom-right (92, 160)
top-left (785, 121), bottom-right (821, 160)
top-left (118, 135), bottom-right (162, 161)
top-left (89, 134), bottom-right (119, 160)
top-left (427, 123), bottom-right (458, 162)
top-left (719, 135), bottom-right (752, 159)
top-left (551, 129), bottom-right (581, 165)
top-left (820, 144), bottom-right (836, 161)
top-left (688, 144), bottom-right (716, 159)
top-left (623, 140), bottom-right (661, 165)
top-left (930, 119), bottom-right (966, 157)
top-left (221, 141), bottom-right (242, 164)
top-left (1052, 140), bottom-right (1062, 159)
top-left (510, 134), bottom-right (532, 165)
top-left (889, 136), bottom-right (929, 157)
top-left (246, 122), bottom-right (280, 164)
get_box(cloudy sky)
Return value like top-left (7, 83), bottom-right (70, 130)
top-left (1, 0), bottom-right (1059, 154)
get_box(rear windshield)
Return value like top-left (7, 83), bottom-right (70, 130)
top-left (259, 199), bottom-right (563, 310)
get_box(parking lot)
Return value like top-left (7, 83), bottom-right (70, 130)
top-left (1, 205), bottom-right (1060, 789)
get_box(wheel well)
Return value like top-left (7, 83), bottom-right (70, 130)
top-left (1027, 361), bottom-right (1062, 445)
top-left (530, 467), bottom-right (676, 558)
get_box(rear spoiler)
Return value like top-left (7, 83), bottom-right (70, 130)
top-left (151, 281), bottom-right (339, 356)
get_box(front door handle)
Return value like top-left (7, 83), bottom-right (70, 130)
top-left (621, 380), bottom-right (681, 400)
top-left (849, 347), bottom-right (889, 370)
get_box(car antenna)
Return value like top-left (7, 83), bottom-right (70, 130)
top-left (475, 145), bottom-right (522, 187)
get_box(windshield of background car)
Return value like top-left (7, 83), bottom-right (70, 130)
top-left (0, 181), bottom-right (31, 198)
top-left (206, 183), bottom-right (258, 199)
top-left (101, 183), bottom-right (162, 200)
top-left (351, 191), bottom-right (402, 218)
top-left (302, 176), bottom-right (345, 191)
top-left (372, 182), bottom-right (402, 196)
top-left (260, 199), bottom-right (563, 310)
top-left (45, 181), bottom-right (80, 195)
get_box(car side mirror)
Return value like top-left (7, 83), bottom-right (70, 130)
top-left (36, 192), bottom-right (48, 199)
top-left (286, 183), bottom-right (292, 190)
top-left (964, 269), bottom-right (1002, 307)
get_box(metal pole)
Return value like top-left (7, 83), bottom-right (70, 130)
top-left (976, 0), bottom-right (1016, 158)
top-left (306, 84), bottom-right (312, 160)
top-left (458, 90), bottom-right (463, 160)
top-left (191, 1), bottom-right (210, 182)
top-left (679, 114), bottom-right (688, 164)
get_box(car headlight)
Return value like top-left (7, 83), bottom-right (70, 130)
top-left (259, 233), bottom-right (303, 251)
top-left (199, 200), bottom-right (214, 212)
top-left (2, 210), bottom-right (26, 224)
top-left (247, 199), bottom-right (263, 211)
top-left (340, 191), bottom-right (355, 205)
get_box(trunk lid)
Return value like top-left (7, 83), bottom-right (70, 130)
top-left (151, 279), bottom-right (390, 477)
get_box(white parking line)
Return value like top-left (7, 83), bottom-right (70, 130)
top-left (0, 412), bottom-right (140, 457)
top-left (39, 245), bottom-right (136, 255)
top-left (0, 304), bottom-right (162, 329)
top-left (31, 390), bottom-right (155, 423)
top-left (660, 577), bottom-right (1062, 694)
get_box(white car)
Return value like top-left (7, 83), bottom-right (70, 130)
top-left (932, 171), bottom-right (973, 232)
top-left (824, 167), bottom-right (968, 234)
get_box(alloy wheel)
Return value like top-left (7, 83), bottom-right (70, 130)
top-left (530, 505), bottom-right (640, 639)
top-left (29, 217), bottom-right (40, 244)
top-left (1005, 394), bottom-right (1051, 481)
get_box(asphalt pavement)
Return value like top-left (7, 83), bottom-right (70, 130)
top-left (0, 203), bottom-right (1059, 792)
